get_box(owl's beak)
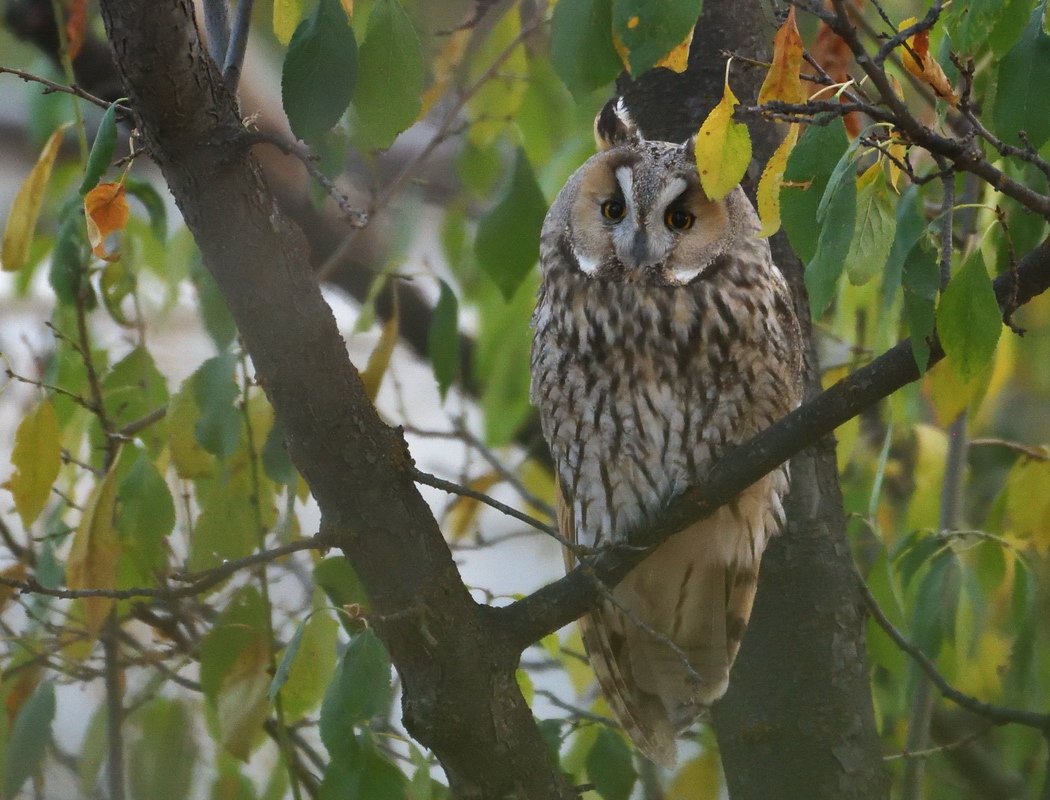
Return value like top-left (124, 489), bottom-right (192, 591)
top-left (627, 230), bottom-right (658, 269)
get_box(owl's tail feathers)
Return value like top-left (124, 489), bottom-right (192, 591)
top-left (579, 609), bottom-right (679, 768)
top-left (580, 535), bottom-right (764, 767)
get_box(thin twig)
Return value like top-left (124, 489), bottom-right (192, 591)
top-left (0, 66), bottom-right (117, 112)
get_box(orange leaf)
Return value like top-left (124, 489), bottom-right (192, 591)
top-left (84, 182), bottom-right (130, 262)
top-left (758, 7), bottom-right (804, 106)
top-left (899, 18), bottom-right (958, 105)
top-left (65, 0), bottom-right (87, 60)
top-left (809, 7), bottom-right (862, 138)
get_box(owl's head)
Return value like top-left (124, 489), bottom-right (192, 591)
top-left (543, 100), bottom-right (758, 286)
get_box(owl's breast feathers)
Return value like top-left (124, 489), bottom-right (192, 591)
top-left (530, 224), bottom-right (802, 765)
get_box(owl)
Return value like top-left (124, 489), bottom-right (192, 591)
top-left (530, 100), bottom-right (803, 766)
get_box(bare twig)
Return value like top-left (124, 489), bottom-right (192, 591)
top-left (0, 66), bottom-right (117, 112)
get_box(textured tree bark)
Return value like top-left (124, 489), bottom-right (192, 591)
top-left (95, 2), bottom-right (574, 797)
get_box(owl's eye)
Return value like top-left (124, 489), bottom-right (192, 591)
top-left (601, 199), bottom-right (626, 220)
top-left (665, 209), bottom-right (695, 230)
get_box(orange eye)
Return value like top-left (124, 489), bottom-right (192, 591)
top-left (665, 209), bottom-right (695, 230)
top-left (601, 199), bottom-right (626, 220)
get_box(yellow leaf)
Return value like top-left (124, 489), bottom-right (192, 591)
top-left (67, 457), bottom-right (121, 636)
top-left (898, 18), bottom-right (958, 105)
top-left (359, 312), bottom-right (399, 402)
top-left (419, 29), bottom-right (469, 119)
top-left (444, 471), bottom-right (500, 540)
top-left (84, 182), bottom-right (130, 262)
top-left (341, 0), bottom-right (353, 20)
top-left (756, 122), bottom-right (799, 237)
top-left (167, 380), bottom-right (216, 479)
top-left (694, 82), bottom-right (752, 202)
top-left (273, 0), bottom-right (304, 45)
top-left (924, 358), bottom-right (992, 427)
top-left (467, 10), bottom-right (528, 146)
top-left (654, 28), bottom-right (694, 73)
top-left (758, 7), bottom-right (804, 106)
top-left (515, 669), bottom-right (534, 704)
top-left (0, 564), bottom-right (27, 615)
top-left (905, 424), bottom-right (947, 532)
top-left (5, 399), bottom-right (62, 528)
top-left (519, 458), bottom-right (556, 521)
top-left (217, 636), bottom-right (272, 760)
top-left (2, 126), bottom-right (67, 272)
top-left (887, 139), bottom-right (907, 191)
top-left (1005, 453), bottom-right (1050, 553)
top-left (668, 747), bottom-right (723, 799)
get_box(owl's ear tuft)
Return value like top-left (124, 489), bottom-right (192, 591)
top-left (594, 97), bottom-right (641, 151)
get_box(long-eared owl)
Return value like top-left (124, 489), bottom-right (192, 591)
top-left (530, 100), bottom-right (803, 766)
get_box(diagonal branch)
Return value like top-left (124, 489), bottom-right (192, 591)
top-left (499, 236), bottom-right (1050, 648)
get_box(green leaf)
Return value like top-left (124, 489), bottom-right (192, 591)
top-left (128, 698), bottom-right (197, 800)
top-left (428, 279), bottom-right (459, 398)
top-left (320, 631), bottom-right (392, 760)
top-left (992, 4), bottom-right (1050, 149)
top-left (192, 354), bottom-right (243, 460)
top-left (116, 450), bottom-right (174, 583)
top-left (50, 213), bottom-right (88, 305)
top-left (781, 117), bottom-right (851, 264)
top-left (270, 617), bottom-right (308, 703)
top-left (901, 243), bottom-right (939, 373)
top-left (124, 177), bottom-right (168, 241)
top-left (612, 0), bottom-right (702, 76)
top-left (192, 259), bottom-right (238, 352)
top-left (80, 101), bottom-right (120, 196)
top-left (911, 549), bottom-right (960, 659)
top-left (102, 346), bottom-right (170, 455)
top-left (475, 150), bottom-right (546, 300)
top-left (936, 250), bottom-right (1002, 383)
top-left (844, 164), bottom-right (896, 286)
top-left (282, 0), bottom-right (358, 143)
top-left (190, 470), bottom-right (260, 571)
top-left (319, 738), bottom-right (408, 800)
top-left (550, 0), bottom-right (623, 95)
top-left (314, 557), bottom-right (370, 633)
top-left (3, 680), bottom-right (55, 799)
top-left (279, 605), bottom-right (339, 721)
top-left (6, 398), bottom-right (61, 528)
top-left (945, 0), bottom-right (1012, 53)
top-left (586, 728), bottom-right (637, 800)
top-left (354, 0), bottom-right (423, 149)
top-left (805, 168), bottom-right (855, 316)
top-left (262, 417), bottom-right (297, 485)
top-left (466, 9), bottom-right (528, 145)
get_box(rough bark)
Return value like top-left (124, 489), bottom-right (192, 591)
top-left (96, 2), bottom-right (573, 797)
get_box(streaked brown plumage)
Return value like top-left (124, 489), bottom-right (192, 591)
top-left (530, 102), bottom-right (803, 766)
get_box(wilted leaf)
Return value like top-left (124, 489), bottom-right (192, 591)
top-left (898, 18), bottom-right (958, 104)
top-left (550, 0), bottom-right (622, 96)
top-left (809, 18), bottom-right (860, 136)
top-left (168, 378), bottom-right (217, 479)
top-left (654, 28), bottom-right (693, 72)
top-left (5, 398), bottom-right (61, 528)
top-left (758, 7), bottom-right (804, 106)
top-left (843, 161), bottom-right (896, 285)
top-left (282, 0), bottom-right (357, 143)
top-left (475, 149), bottom-right (547, 300)
top-left (217, 636), bottom-right (272, 760)
top-left (586, 728), bottom-right (637, 800)
top-left (756, 123), bottom-right (799, 237)
top-left (992, 4), bottom-right (1050, 150)
top-left (612, 0), bottom-right (702, 76)
top-left (444, 471), bottom-right (500, 539)
top-left (0, 564), bottom-right (27, 615)
top-left (1005, 454), bottom-right (1050, 552)
top-left (65, 0), bottom-right (87, 59)
top-left (359, 311), bottom-right (399, 401)
top-left (936, 250), bottom-right (1002, 383)
top-left (66, 458), bottom-right (121, 635)
top-left (3, 680), bottom-right (55, 800)
top-left (2, 126), bottom-right (66, 273)
top-left (84, 182), bottom-right (130, 261)
top-left (80, 101), bottom-right (120, 196)
top-left (354, 0), bottom-right (423, 149)
top-left (694, 82), bottom-right (752, 201)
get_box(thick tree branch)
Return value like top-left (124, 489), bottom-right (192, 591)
top-left (95, 2), bottom-right (573, 797)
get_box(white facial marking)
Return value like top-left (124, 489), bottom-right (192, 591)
top-left (615, 166), bottom-right (634, 209)
top-left (654, 177), bottom-right (688, 215)
top-left (573, 244), bottom-right (600, 275)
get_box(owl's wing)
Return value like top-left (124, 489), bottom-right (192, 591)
top-left (557, 485), bottom-right (678, 768)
